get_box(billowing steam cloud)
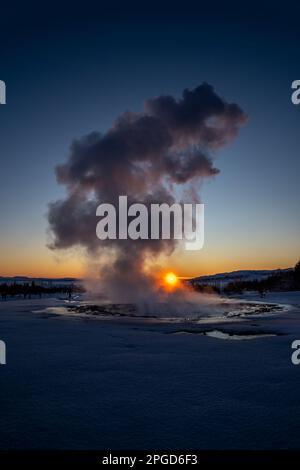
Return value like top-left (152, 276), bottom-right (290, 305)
top-left (48, 83), bottom-right (247, 301)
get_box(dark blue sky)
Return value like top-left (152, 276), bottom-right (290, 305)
top-left (1, 2), bottom-right (300, 276)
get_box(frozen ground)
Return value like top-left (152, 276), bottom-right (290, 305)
top-left (1, 292), bottom-right (300, 449)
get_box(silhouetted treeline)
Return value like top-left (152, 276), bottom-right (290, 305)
top-left (0, 281), bottom-right (84, 301)
top-left (191, 283), bottom-right (221, 295)
top-left (224, 263), bottom-right (300, 295)
top-left (190, 260), bottom-right (300, 297)
top-left (223, 261), bottom-right (300, 296)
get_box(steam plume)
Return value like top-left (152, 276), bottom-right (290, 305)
top-left (47, 83), bottom-right (247, 301)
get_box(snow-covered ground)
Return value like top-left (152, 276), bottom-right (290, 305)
top-left (1, 292), bottom-right (300, 449)
top-left (231, 290), bottom-right (300, 306)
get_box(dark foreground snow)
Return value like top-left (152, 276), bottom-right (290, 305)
top-left (1, 292), bottom-right (300, 449)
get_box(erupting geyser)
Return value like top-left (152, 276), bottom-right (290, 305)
top-left (47, 83), bottom-right (247, 302)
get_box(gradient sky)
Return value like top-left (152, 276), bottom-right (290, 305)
top-left (0, 3), bottom-right (300, 278)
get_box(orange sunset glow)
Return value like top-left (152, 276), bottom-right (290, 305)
top-left (0, 240), bottom-right (298, 280)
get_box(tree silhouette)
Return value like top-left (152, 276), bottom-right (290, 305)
top-left (294, 260), bottom-right (300, 284)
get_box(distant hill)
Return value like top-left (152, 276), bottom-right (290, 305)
top-left (191, 268), bottom-right (293, 287)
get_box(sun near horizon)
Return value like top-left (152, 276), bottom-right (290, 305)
top-left (0, 250), bottom-right (297, 280)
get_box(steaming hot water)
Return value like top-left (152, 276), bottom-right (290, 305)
top-left (33, 275), bottom-right (285, 325)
